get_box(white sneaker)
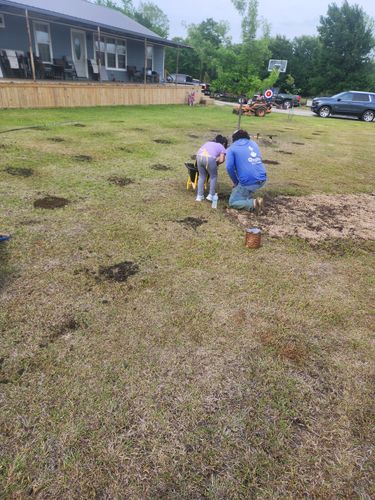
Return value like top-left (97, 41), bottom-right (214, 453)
top-left (206, 194), bottom-right (213, 201)
top-left (195, 195), bottom-right (205, 202)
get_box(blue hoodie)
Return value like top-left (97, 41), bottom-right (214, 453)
top-left (226, 138), bottom-right (267, 186)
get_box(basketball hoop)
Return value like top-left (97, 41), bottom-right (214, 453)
top-left (268, 59), bottom-right (288, 73)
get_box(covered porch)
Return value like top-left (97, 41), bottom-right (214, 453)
top-left (0, 0), bottom-right (185, 84)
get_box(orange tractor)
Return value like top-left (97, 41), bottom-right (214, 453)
top-left (233, 97), bottom-right (272, 118)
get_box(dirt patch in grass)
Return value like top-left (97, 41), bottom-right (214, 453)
top-left (108, 176), bottom-right (134, 186)
top-left (263, 159), bottom-right (280, 165)
top-left (74, 155), bottom-right (93, 162)
top-left (151, 164), bottom-right (171, 171)
top-left (33, 196), bottom-right (70, 209)
top-left (98, 261), bottom-right (139, 282)
top-left (177, 217), bottom-right (207, 230)
top-left (4, 166), bottom-right (33, 177)
top-left (118, 146), bottom-right (134, 153)
top-left (73, 123), bottom-right (86, 128)
top-left (39, 316), bottom-right (81, 348)
top-left (154, 139), bottom-right (172, 144)
top-left (48, 137), bottom-right (65, 142)
top-left (229, 193), bottom-right (375, 242)
top-left (277, 150), bottom-right (293, 155)
top-left (292, 142), bottom-right (305, 145)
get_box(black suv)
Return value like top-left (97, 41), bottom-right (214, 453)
top-left (311, 91), bottom-right (375, 121)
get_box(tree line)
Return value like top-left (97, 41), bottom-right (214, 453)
top-left (93, 0), bottom-right (375, 97)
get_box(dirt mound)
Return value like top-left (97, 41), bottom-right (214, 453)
top-left (263, 160), bottom-right (280, 165)
top-left (229, 193), bottom-right (375, 243)
top-left (5, 166), bottom-right (33, 177)
top-left (277, 150), bottom-right (293, 155)
top-left (34, 196), bottom-right (69, 209)
top-left (74, 155), bottom-right (93, 162)
top-left (48, 137), bottom-right (65, 142)
top-left (99, 261), bottom-right (139, 282)
top-left (151, 164), bottom-right (171, 171)
top-left (108, 176), bottom-right (134, 186)
top-left (177, 217), bottom-right (207, 230)
top-left (154, 139), bottom-right (172, 144)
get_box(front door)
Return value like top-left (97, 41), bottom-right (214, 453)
top-left (71, 29), bottom-right (88, 78)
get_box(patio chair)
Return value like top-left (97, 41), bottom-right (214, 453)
top-left (15, 51), bottom-right (29, 78)
top-left (88, 59), bottom-right (99, 81)
top-left (126, 65), bottom-right (136, 82)
top-left (0, 49), bottom-right (23, 78)
top-left (52, 59), bottom-right (66, 80)
top-left (62, 56), bottom-right (77, 80)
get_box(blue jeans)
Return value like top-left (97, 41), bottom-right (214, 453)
top-left (229, 181), bottom-right (266, 210)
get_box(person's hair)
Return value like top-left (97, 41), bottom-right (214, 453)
top-left (232, 129), bottom-right (250, 143)
top-left (214, 134), bottom-right (228, 149)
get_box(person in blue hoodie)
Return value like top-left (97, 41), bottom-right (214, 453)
top-left (226, 129), bottom-right (267, 213)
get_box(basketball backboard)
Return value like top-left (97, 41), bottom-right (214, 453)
top-left (268, 59), bottom-right (288, 73)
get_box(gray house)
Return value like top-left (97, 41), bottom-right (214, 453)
top-left (0, 0), bottom-right (181, 82)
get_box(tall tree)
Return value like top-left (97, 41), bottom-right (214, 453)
top-left (92, 0), bottom-right (169, 38)
top-left (317, 1), bottom-right (375, 92)
top-left (186, 18), bottom-right (230, 80)
top-left (134, 2), bottom-right (169, 38)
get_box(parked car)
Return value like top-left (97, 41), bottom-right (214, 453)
top-left (166, 73), bottom-right (195, 85)
top-left (273, 92), bottom-right (300, 108)
top-left (311, 91), bottom-right (375, 121)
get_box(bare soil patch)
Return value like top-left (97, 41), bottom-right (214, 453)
top-left (108, 176), bottom-right (134, 186)
top-left (151, 164), bottom-right (171, 171)
top-left (277, 150), bottom-right (293, 155)
top-left (154, 139), bottom-right (172, 144)
top-left (177, 217), bottom-right (207, 230)
top-left (33, 196), bottom-right (69, 209)
top-left (5, 166), bottom-right (33, 177)
top-left (74, 155), bottom-right (93, 162)
top-left (263, 159), bottom-right (280, 165)
top-left (39, 316), bottom-right (81, 348)
top-left (48, 137), bottom-right (65, 142)
top-left (229, 193), bottom-right (375, 243)
top-left (98, 261), bottom-right (139, 282)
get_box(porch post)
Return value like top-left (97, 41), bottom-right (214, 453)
top-left (25, 9), bottom-right (36, 81)
top-left (97, 26), bottom-right (102, 82)
top-left (144, 38), bottom-right (147, 85)
top-left (175, 44), bottom-right (180, 85)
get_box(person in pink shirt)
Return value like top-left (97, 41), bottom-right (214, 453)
top-left (195, 135), bottom-right (228, 201)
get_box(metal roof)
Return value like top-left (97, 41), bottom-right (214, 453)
top-left (1, 0), bottom-right (187, 47)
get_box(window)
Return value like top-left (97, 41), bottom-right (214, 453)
top-left (94, 35), bottom-right (127, 70)
top-left (146, 45), bottom-right (153, 70)
top-left (34, 22), bottom-right (52, 63)
top-left (339, 92), bottom-right (353, 101)
top-left (353, 93), bottom-right (370, 102)
top-left (0, 14), bottom-right (5, 28)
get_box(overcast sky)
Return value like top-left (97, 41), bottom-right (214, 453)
top-left (135, 0), bottom-right (375, 41)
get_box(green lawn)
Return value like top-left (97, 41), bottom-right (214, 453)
top-left (0, 105), bottom-right (374, 498)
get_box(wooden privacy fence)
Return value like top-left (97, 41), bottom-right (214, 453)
top-left (0, 81), bottom-right (202, 109)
